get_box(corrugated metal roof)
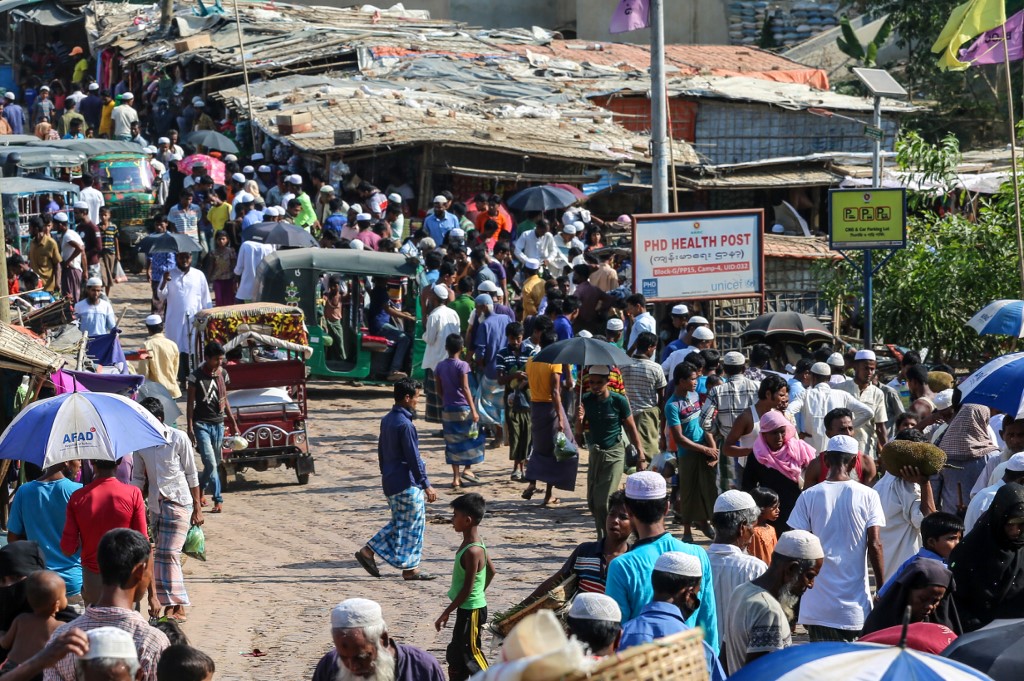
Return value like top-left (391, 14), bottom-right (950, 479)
top-left (679, 167), bottom-right (839, 189)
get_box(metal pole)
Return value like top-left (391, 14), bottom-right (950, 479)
top-left (0, 183), bottom-right (10, 324)
top-left (1001, 37), bottom-right (1024, 296)
top-left (650, 0), bottom-right (669, 213)
top-left (233, 0), bottom-right (259, 153)
top-left (863, 94), bottom-right (882, 349)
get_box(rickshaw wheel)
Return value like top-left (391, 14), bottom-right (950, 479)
top-left (296, 472), bottom-right (310, 485)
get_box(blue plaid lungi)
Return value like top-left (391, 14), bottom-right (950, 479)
top-left (443, 406), bottom-right (486, 466)
top-left (476, 375), bottom-right (505, 428)
top-left (367, 486), bottom-right (426, 570)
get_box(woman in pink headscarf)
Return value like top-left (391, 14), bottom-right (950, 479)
top-left (743, 410), bottom-right (817, 535)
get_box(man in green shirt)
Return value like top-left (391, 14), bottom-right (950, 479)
top-left (286, 174), bottom-right (319, 231)
top-left (451, 277), bottom-right (476, 335)
top-left (576, 364), bottom-right (646, 537)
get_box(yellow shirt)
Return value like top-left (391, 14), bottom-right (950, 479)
top-left (29, 234), bottom-right (61, 292)
top-left (526, 359), bottom-right (561, 403)
top-left (139, 333), bottom-right (181, 398)
top-left (73, 58), bottom-right (89, 85)
top-left (522, 274), bottom-right (545, 318)
top-left (98, 101), bottom-right (115, 136)
top-left (207, 203), bottom-right (230, 232)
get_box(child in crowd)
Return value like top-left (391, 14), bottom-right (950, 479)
top-left (156, 644), bottom-right (216, 681)
top-left (877, 511), bottom-right (963, 596)
top-left (0, 571), bottom-right (66, 669)
top-left (748, 486), bottom-right (780, 564)
top-left (495, 322), bottom-right (537, 482)
top-left (435, 493), bottom-right (495, 681)
top-left (208, 230), bottom-right (237, 307)
top-left (436, 334), bottom-right (484, 491)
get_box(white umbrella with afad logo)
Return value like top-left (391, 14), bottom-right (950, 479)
top-left (0, 392), bottom-right (167, 468)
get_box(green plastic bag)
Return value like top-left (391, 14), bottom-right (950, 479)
top-left (182, 525), bottom-right (206, 562)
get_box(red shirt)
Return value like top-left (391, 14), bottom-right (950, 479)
top-left (61, 476), bottom-right (148, 572)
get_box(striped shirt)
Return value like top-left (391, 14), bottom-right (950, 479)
top-left (573, 541), bottom-right (611, 594)
top-left (44, 607), bottom-right (169, 681)
top-left (620, 356), bottom-right (667, 414)
top-left (699, 375), bottom-right (759, 441)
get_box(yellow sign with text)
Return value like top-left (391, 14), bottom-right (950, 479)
top-left (828, 188), bottom-right (906, 250)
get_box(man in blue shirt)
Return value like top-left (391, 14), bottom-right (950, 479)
top-left (423, 196), bottom-right (458, 245)
top-left (8, 461), bottom-right (84, 596)
top-left (368, 277), bottom-right (415, 381)
top-left (357, 379), bottom-right (438, 581)
top-left (619, 551), bottom-right (726, 680)
top-left (604, 471), bottom-right (719, 652)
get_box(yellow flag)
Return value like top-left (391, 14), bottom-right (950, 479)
top-left (932, 0), bottom-right (1007, 70)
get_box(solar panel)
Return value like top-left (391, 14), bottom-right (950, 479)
top-left (852, 68), bottom-right (908, 98)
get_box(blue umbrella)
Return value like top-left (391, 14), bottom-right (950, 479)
top-left (0, 392), bottom-right (167, 468)
top-left (730, 642), bottom-right (994, 681)
top-left (958, 352), bottom-right (1024, 418)
top-left (968, 300), bottom-right (1024, 337)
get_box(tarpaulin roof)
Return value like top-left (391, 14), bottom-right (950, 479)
top-left (0, 177), bottom-right (80, 195)
top-left (9, 0), bottom-right (81, 25)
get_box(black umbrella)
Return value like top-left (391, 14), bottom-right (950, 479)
top-left (242, 222), bottom-right (319, 248)
top-left (532, 337), bottom-right (634, 367)
top-left (740, 311), bottom-right (833, 343)
top-left (942, 619), bottom-right (1024, 680)
top-left (137, 232), bottom-right (202, 254)
top-left (506, 185), bottom-right (578, 212)
top-left (184, 130), bottom-right (239, 154)
top-left (137, 381), bottom-right (182, 423)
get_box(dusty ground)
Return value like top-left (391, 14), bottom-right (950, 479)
top-left (111, 275), bottom-right (716, 680)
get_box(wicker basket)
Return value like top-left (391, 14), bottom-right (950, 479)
top-left (560, 628), bottom-right (709, 681)
top-left (490, 574), bottom-right (578, 638)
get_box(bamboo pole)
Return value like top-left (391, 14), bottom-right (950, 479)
top-left (1001, 37), bottom-right (1024, 296)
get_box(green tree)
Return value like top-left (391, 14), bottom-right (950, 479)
top-left (836, 15), bottom-right (894, 67)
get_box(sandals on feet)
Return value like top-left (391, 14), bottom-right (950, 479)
top-left (355, 551), bottom-right (381, 578)
top-left (521, 487), bottom-right (537, 500)
top-left (461, 471), bottom-right (480, 482)
top-left (403, 571), bottom-right (438, 581)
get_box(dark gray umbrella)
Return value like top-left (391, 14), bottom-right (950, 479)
top-left (184, 130), bottom-right (239, 154)
top-left (506, 185), bottom-right (578, 212)
top-left (741, 311), bottom-right (832, 343)
top-left (242, 222), bottom-right (318, 248)
top-left (137, 232), bottom-right (202, 254)
top-left (532, 337), bottom-right (634, 367)
top-left (137, 381), bottom-right (182, 423)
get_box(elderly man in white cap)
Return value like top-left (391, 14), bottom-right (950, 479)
top-left (788, 362), bottom-right (874, 453)
top-left (74, 627), bottom-right (140, 681)
top-left (109, 91), bottom-right (137, 142)
top-left (788, 434), bottom-right (885, 642)
top-left (835, 349), bottom-right (889, 457)
top-left (566, 592), bottom-right (623, 658)
top-left (312, 598), bottom-right (444, 681)
top-left (604, 471), bottom-right (718, 651)
top-left (662, 325), bottom-right (714, 380)
top-left (706, 491), bottom-right (767, 645)
top-left (618, 552), bottom-right (726, 679)
top-left (424, 195), bottom-right (459, 245)
top-left (724, 530), bottom-right (824, 673)
top-left (423, 284), bottom-right (461, 425)
top-left (137, 314), bottom-right (181, 399)
top-left (74, 277), bottom-right (116, 336)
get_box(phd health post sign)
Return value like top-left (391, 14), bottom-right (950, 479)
top-left (632, 210), bottom-right (764, 301)
top-left (829, 188), bottom-right (907, 249)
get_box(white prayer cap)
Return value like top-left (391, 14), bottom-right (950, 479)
top-left (3, 92), bottom-right (14, 100)
top-left (692, 327), bottom-right (715, 341)
top-left (563, 224), bottom-right (577, 235)
top-left (475, 294), bottom-right (493, 306)
top-left (523, 258), bottom-right (541, 270)
top-left (723, 351), bottom-right (746, 366)
top-left (349, 239), bottom-right (365, 250)
top-left (572, 221), bottom-right (585, 232)
top-left (85, 277), bottom-right (103, 288)
top-left (419, 237), bottom-right (436, 249)
top-left (671, 304), bottom-right (688, 316)
top-left (388, 192), bottom-right (403, 204)
top-left (193, 99), bottom-right (204, 107)
top-left (121, 91), bottom-right (133, 100)
top-left (264, 206), bottom-right (280, 217)
top-left (431, 284), bottom-right (449, 300)
top-left (933, 389), bottom-right (955, 411)
top-left (242, 165), bottom-right (255, 174)
top-left (477, 280), bottom-right (499, 293)
top-left (235, 192), bottom-right (254, 204)
top-left (145, 314), bottom-right (162, 326)
top-left (158, 137), bottom-right (170, 144)
top-left (450, 227), bottom-right (466, 240)
top-left (606, 318), bottom-right (624, 332)
top-left (170, 153), bottom-right (182, 161)
top-left (625, 471), bottom-right (666, 500)
top-left (432, 195), bottom-right (447, 205)
top-left (1008, 453), bottom-right (1024, 472)
top-left (331, 598), bottom-right (385, 629)
top-left (810, 362), bottom-right (831, 376)
top-left (854, 349), bottom-right (876, 362)
top-left (224, 154), bottom-right (238, 163)
top-left (688, 315), bottom-right (709, 325)
top-left (144, 145), bottom-right (157, 154)
top-left (81, 627), bottom-right (137, 661)
top-left (88, 83), bottom-right (99, 91)
top-left (771, 224), bottom-right (785, 234)
top-left (568, 592), bottom-right (621, 623)
top-left (579, 209), bottom-right (591, 222)
top-left (826, 435), bottom-right (859, 454)
top-left (53, 212), bottom-right (69, 223)
top-left (151, 159), bottom-right (166, 174)
top-left (320, 185), bottom-right (335, 194)
top-left (492, 287), bottom-right (504, 298)
top-left (72, 201), bottom-right (89, 210)
top-left (356, 213), bottom-right (372, 222)
top-left (252, 152), bottom-right (264, 161)
top-left (714, 490), bottom-right (757, 513)
top-left (588, 365), bottom-right (611, 376)
top-left (258, 165), bottom-right (272, 173)
top-left (775, 530), bottom-right (824, 560)
top-left (654, 551), bottom-right (702, 578)
top-left (231, 172), bottom-right (246, 183)
top-left (561, 210), bottom-right (578, 226)
top-left (286, 174), bottom-right (302, 185)
top-left (348, 203), bottom-right (363, 214)
top-left (827, 352), bottom-right (845, 367)
top-left (578, 330), bottom-right (593, 338)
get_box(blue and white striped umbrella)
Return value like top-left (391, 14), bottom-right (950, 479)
top-left (959, 352), bottom-right (1024, 418)
top-left (0, 392), bottom-right (167, 468)
top-left (968, 300), bottom-right (1024, 337)
top-left (729, 642), bottom-right (994, 681)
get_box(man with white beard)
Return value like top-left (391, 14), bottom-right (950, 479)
top-left (311, 598), bottom-right (445, 681)
top-left (722, 530), bottom-right (824, 675)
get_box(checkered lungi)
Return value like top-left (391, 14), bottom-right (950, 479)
top-left (476, 375), bottom-right (505, 428)
top-left (443, 406), bottom-right (486, 466)
top-left (424, 369), bottom-right (442, 424)
top-left (152, 498), bottom-right (191, 607)
top-left (367, 486), bottom-right (426, 570)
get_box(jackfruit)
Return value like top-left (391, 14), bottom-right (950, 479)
top-left (880, 440), bottom-right (947, 477)
top-left (927, 371), bottom-right (955, 393)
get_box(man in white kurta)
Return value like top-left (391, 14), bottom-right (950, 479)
top-left (157, 251), bottom-right (212, 384)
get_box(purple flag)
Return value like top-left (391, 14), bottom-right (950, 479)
top-left (609, 0), bottom-right (650, 34)
top-left (960, 9), bottom-right (1024, 65)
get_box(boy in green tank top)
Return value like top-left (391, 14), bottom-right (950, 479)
top-left (434, 493), bottom-right (495, 681)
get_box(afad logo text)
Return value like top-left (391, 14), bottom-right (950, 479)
top-left (63, 427), bottom-right (97, 444)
